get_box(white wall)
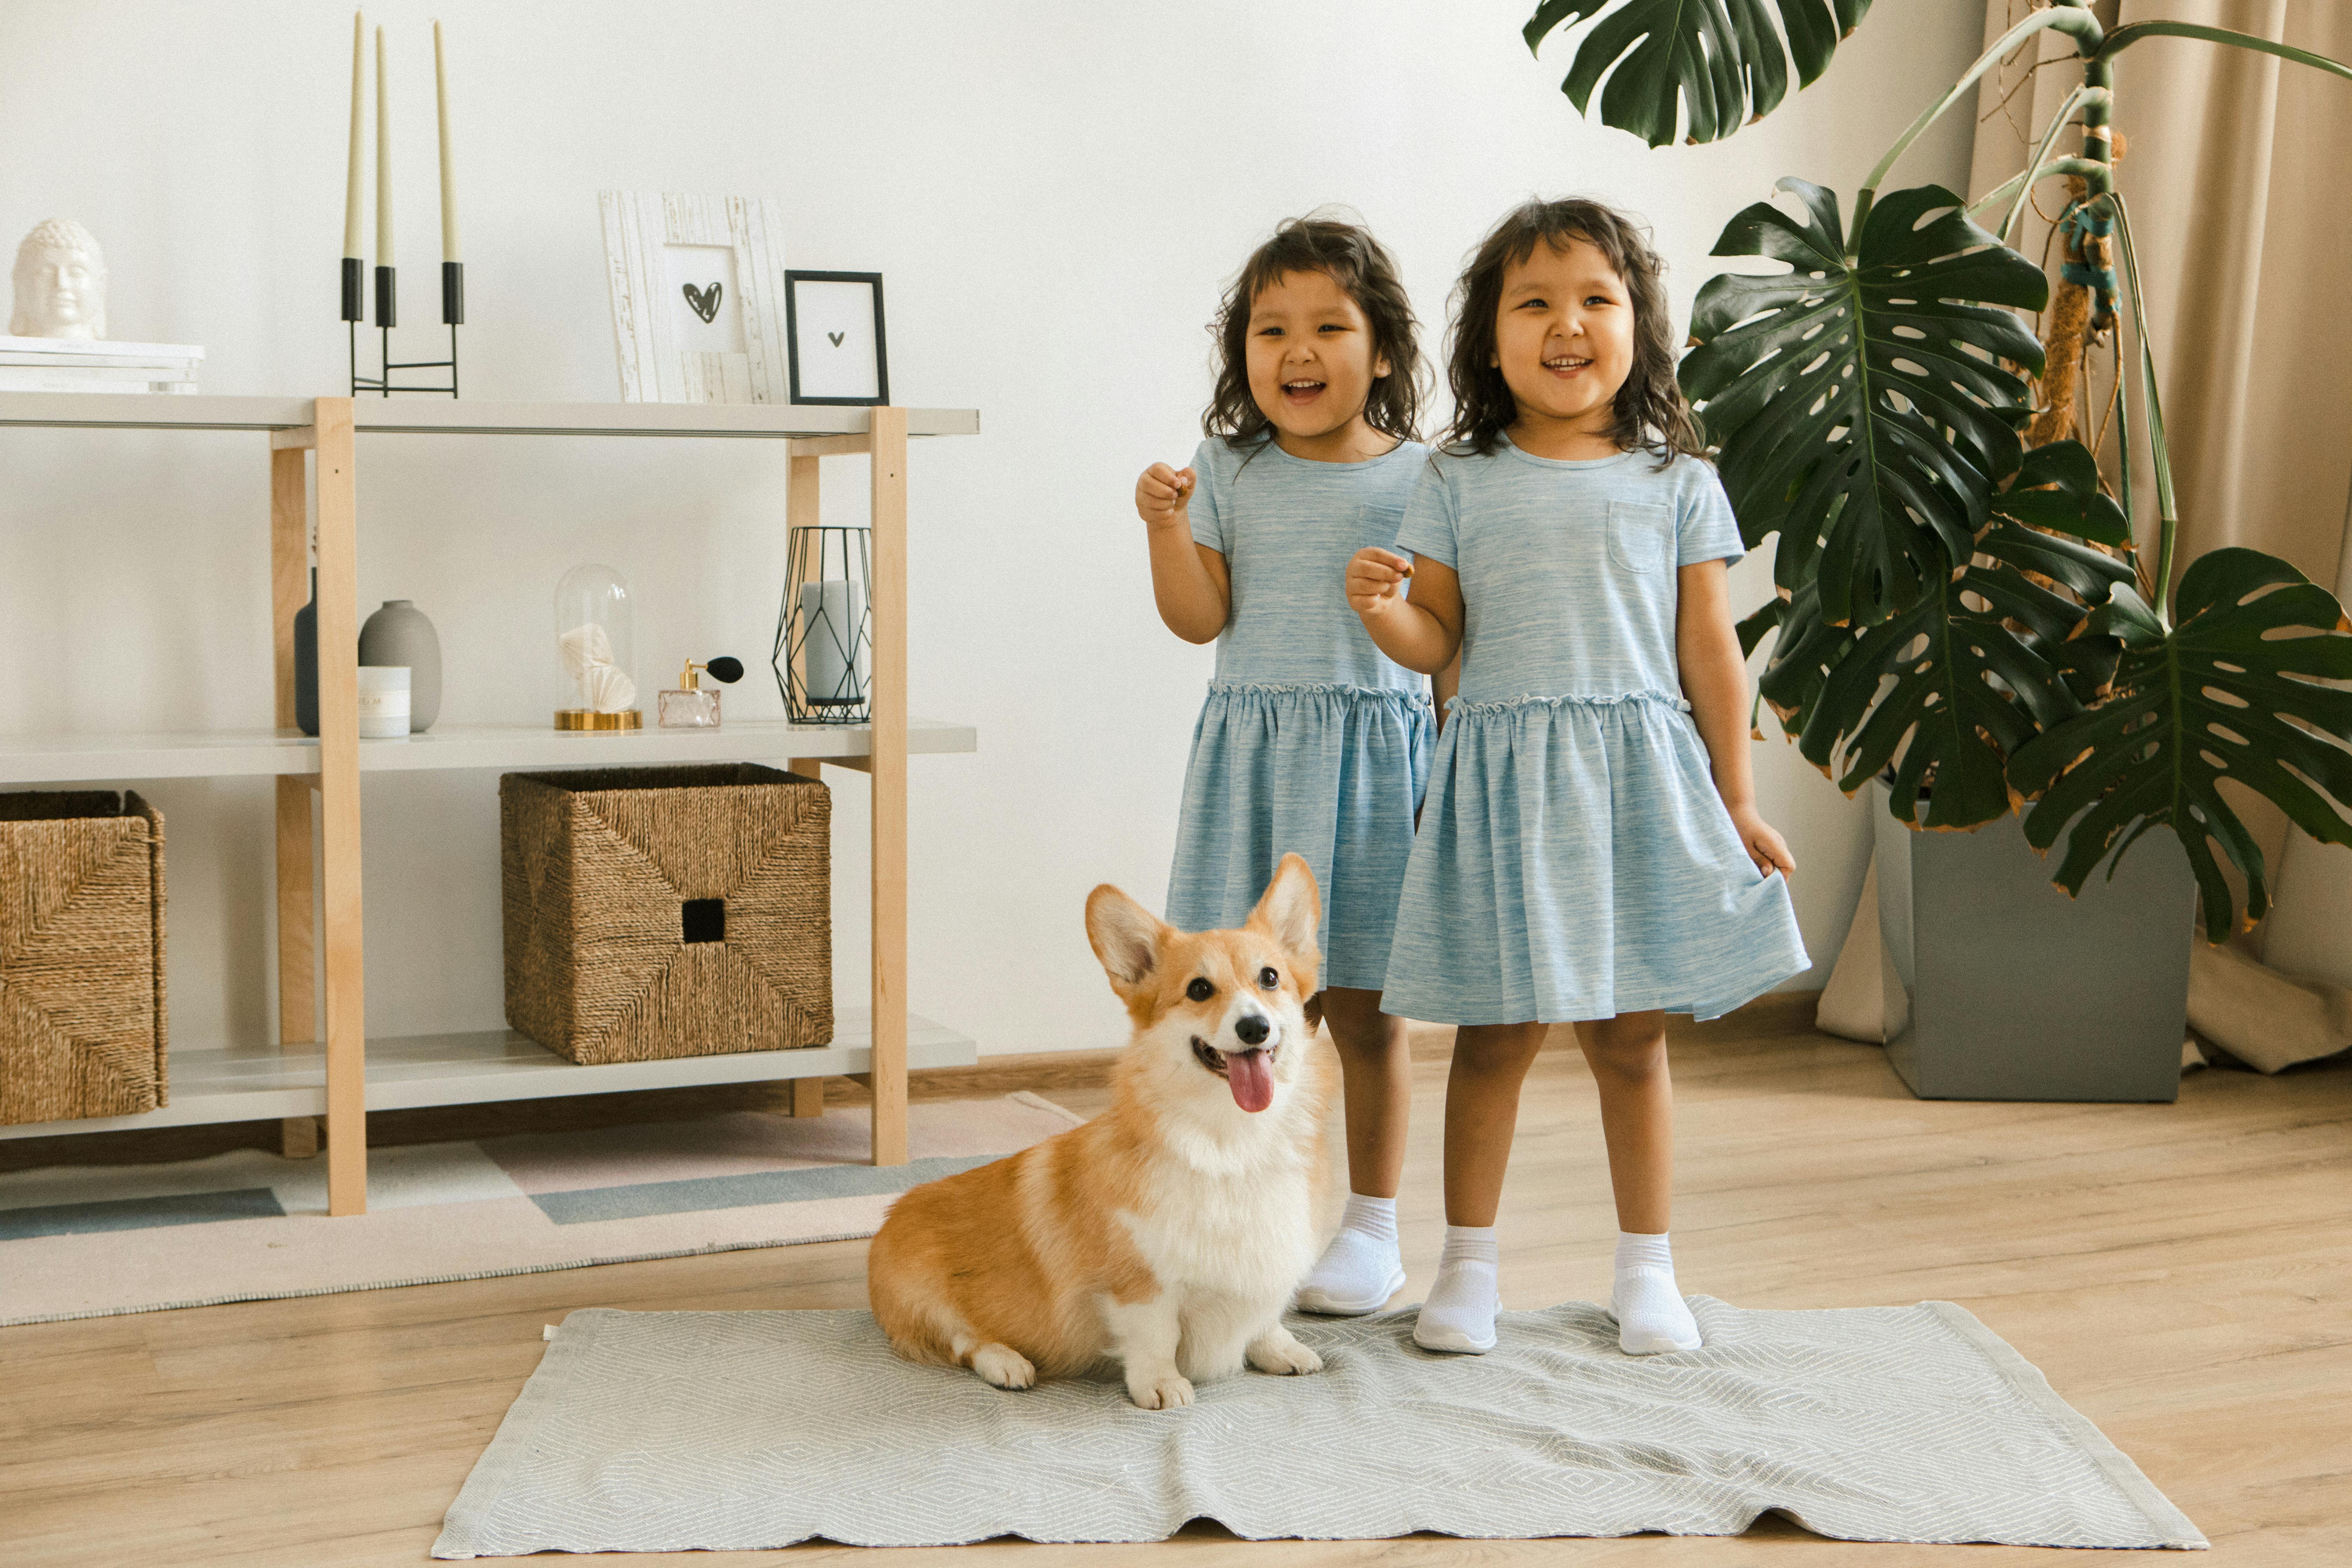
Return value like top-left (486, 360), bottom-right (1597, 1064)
top-left (0, 0), bottom-right (1982, 1056)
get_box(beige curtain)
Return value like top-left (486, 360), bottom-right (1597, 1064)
top-left (1820, 2), bottom-right (2352, 1069)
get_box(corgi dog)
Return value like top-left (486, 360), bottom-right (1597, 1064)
top-left (867, 853), bottom-right (1332, 1410)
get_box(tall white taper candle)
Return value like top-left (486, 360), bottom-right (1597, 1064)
top-left (344, 11), bottom-right (365, 257)
top-left (434, 21), bottom-right (460, 262)
top-left (374, 26), bottom-right (393, 267)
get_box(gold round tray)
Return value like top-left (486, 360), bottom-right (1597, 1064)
top-left (554, 708), bottom-right (643, 732)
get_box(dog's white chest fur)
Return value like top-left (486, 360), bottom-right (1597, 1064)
top-left (1120, 1119), bottom-right (1320, 1305)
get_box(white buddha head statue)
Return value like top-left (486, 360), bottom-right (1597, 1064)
top-left (10, 219), bottom-right (108, 339)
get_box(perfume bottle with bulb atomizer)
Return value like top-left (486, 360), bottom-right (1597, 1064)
top-left (658, 656), bottom-right (744, 729)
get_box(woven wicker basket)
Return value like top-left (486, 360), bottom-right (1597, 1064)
top-left (0, 791), bottom-right (168, 1125)
top-left (500, 764), bottom-right (832, 1064)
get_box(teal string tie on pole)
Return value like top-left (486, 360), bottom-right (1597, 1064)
top-left (2059, 199), bottom-right (2120, 332)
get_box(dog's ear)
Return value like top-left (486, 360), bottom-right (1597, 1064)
top-left (1085, 883), bottom-right (1168, 995)
top-left (1250, 853), bottom-right (1322, 970)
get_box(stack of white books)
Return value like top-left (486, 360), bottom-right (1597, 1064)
top-left (0, 335), bottom-right (204, 394)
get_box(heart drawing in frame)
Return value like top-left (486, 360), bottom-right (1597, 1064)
top-left (828, 331), bottom-right (845, 347)
top-left (682, 281), bottom-right (723, 323)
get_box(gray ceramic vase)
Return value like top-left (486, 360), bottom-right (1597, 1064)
top-left (358, 599), bottom-right (442, 732)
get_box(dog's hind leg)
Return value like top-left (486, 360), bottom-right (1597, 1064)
top-left (960, 1338), bottom-right (1037, 1390)
top-left (926, 1309), bottom-right (1035, 1390)
top-left (926, 1300), bottom-right (1035, 1390)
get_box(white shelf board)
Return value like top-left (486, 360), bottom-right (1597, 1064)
top-left (0, 717), bottom-right (978, 785)
top-left (0, 391), bottom-right (978, 439)
top-left (0, 1010), bottom-right (976, 1141)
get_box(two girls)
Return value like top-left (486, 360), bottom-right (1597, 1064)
top-left (1138, 201), bottom-right (1805, 1358)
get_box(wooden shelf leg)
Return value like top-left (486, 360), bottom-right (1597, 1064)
top-left (790, 1077), bottom-right (825, 1119)
top-left (270, 443), bottom-right (323, 1163)
top-left (869, 408), bottom-right (909, 1166)
top-left (313, 398), bottom-right (369, 1215)
top-left (785, 460), bottom-right (832, 1127)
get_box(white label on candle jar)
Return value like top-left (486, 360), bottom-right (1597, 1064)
top-left (358, 665), bottom-right (412, 738)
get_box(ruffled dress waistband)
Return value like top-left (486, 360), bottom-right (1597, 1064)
top-left (1208, 679), bottom-right (1434, 709)
top-left (1446, 690), bottom-right (1691, 716)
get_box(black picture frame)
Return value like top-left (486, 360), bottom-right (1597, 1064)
top-left (784, 270), bottom-right (890, 407)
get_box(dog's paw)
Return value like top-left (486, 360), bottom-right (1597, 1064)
top-left (970, 1344), bottom-right (1036, 1390)
top-left (1246, 1330), bottom-right (1323, 1376)
top-left (1126, 1371), bottom-right (1195, 1410)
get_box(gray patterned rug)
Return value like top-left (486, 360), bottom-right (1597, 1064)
top-left (433, 1299), bottom-right (2204, 1556)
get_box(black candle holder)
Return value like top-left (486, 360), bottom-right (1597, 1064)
top-left (342, 258), bottom-right (463, 397)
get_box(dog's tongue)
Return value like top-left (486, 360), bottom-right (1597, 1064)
top-left (1227, 1049), bottom-right (1274, 1113)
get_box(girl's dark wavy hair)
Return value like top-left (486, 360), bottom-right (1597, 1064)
top-left (1203, 215), bottom-right (1425, 451)
top-left (1438, 198), bottom-right (1703, 467)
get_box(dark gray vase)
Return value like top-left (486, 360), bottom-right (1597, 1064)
top-left (294, 568), bottom-right (319, 737)
top-left (358, 600), bottom-right (442, 732)
top-left (1872, 783), bottom-right (2193, 1103)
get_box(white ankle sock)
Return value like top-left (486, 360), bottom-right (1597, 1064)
top-left (1296, 1194), bottom-right (1405, 1315)
top-left (1611, 1230), bottom-right (1701, 1354)
top-left (1413, 1225), bottom-right (1499, 1354)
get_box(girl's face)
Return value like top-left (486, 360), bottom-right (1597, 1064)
top-left (1245, 268), bottom-right (1392, 449)
top-left (1491, 237), bottom-right (1635, 440)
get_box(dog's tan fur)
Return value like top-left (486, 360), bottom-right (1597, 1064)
top-left (867, 855), bottom-right (1333, 1409)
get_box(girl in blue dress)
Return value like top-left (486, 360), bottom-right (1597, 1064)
top-left (1136, 216), bottom-right (1432, 1314)
top-left (1346, 199), bottom-right (1808, 1357)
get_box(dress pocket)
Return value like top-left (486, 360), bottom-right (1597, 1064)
top-left (1605, 500), bottom-right (1673, 575)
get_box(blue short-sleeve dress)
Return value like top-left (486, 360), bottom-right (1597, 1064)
top-left (1165, 435), bottom-right (1434, 991)
top-left (1380, 439), bottom-right (1808, 1024)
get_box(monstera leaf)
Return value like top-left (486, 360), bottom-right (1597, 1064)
top-left (1824, 518), bottom-right (2132, 830)
top-left (1987, 439), bottom-right (2131, 548)
top-left (1682, 180), bottom-right (2049, 630)
top-left (1524, 0), bottom-right (1871, 146)
top-left (1745, 438), bottom-right (2132, 827)
top-left (2009, 548), bottom-right (2352, 940)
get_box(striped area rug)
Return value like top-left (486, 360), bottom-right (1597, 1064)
top-left (0, 1093), bottom-right (1081, 1326)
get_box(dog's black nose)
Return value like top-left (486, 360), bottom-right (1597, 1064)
top-left (1234, 1013), bottom-right (1270, 1046)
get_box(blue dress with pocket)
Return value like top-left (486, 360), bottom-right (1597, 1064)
top-left (1164, 436), bottom-right (1433, 991)
top-left (1379, 438), bottom-right (1808, 1023)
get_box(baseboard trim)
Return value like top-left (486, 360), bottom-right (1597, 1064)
top-left (896, 993), bottom-right (1827, 1102)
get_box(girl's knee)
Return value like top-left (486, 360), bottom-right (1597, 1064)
top-left (1453, 1022), bottom-right (1547, 1075)
top-left (1578, 1016), bottom-right (1667, 1080)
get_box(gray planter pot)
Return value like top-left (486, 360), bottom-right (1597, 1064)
top-left (1873, 783), bottom-right (2193, 1102)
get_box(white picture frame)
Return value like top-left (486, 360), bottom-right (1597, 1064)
top-left (784, 272), bottom-right (889, 407)
top-left (598, 191), bottom-right (791, 403)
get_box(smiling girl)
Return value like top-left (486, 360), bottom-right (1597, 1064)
top-left (1346, 199), bottom-right (1808, 1357)
top-left (1135, 216), bottom-right (1432, 1316)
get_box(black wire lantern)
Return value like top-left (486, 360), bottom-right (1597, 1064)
top-left (774, 525), bottom-right (873, 724)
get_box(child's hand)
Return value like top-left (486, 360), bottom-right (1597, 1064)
top-left (1729, 805), bottom-right (1796, 878)
top-left (1135, 463), bottom-right (1196, 531)
top-left (1345, 547), bottom-right (1414, 615)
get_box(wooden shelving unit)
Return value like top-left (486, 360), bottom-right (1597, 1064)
top-left (0, 392), bottom-right (982, 1214)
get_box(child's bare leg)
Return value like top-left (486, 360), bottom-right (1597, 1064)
top-left (1296, 987), bottom-right (1411, 1315)
top-left (1574, 1011), bottom-right (1672, 1232)
top-left (1322, 988), bottom-right (1410, 1198)
top-left (1441, 1022), bottom-right (1550, 1226)
top-left (1576, 1011), bottom-right (1700, 1353)
top-left (1415, 1021), bottom-right (1548, 1354)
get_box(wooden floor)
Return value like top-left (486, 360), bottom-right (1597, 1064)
top-left (5, 1000), bottom-right (2347, 1566)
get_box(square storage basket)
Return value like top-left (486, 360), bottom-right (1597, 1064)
top-left (0, 791), bottom-right (168, 1125)
top-left (500, 764), bottom-right (832, 1064)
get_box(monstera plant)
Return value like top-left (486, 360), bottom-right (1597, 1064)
top-left (1527, 0), bottom-right (2352, 941)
